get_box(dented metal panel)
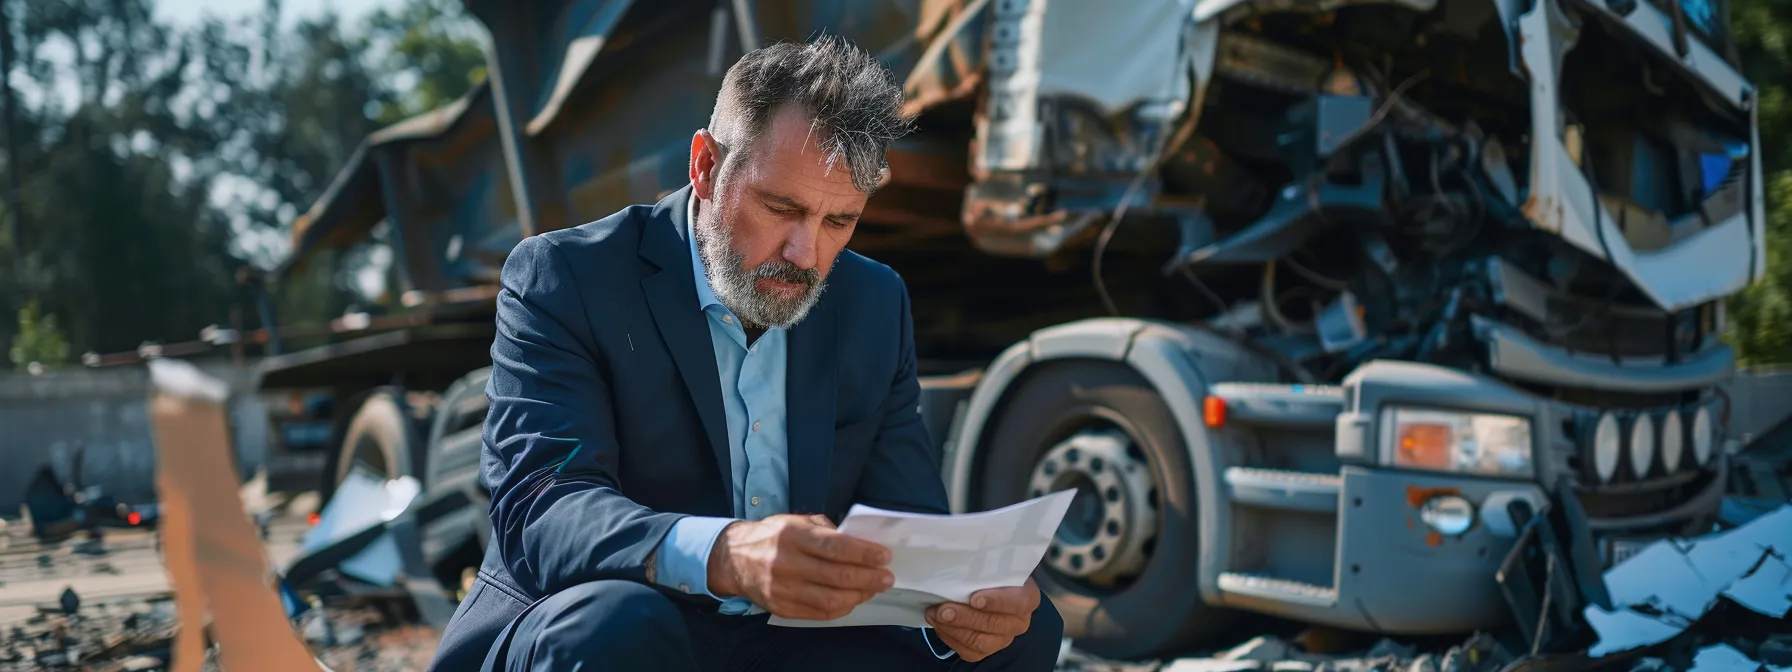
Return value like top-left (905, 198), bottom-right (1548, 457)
top-left (1517, 0), bottom-right (1760, 310)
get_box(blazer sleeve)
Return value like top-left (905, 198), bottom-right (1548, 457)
top-left (480, 235), bottom-right (684, 596)
top-left (851, 278), bottom-right (952, 516)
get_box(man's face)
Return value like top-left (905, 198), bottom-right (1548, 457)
top-left (689, 105), bottom-right (867, 329)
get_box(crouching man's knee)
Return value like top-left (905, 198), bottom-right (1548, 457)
top-left (500, 580), bottom-right (696, 672)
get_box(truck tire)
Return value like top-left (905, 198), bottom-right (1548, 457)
top-left (327, 389), bottom-right (422, 499)
top-left (976, 360), bottom-right (1232, 659)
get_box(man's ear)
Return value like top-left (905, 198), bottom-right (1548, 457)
top-left (690, 129), bottom-right (722, 200)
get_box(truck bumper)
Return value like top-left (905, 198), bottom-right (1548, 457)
top-left (1212, 466), bottom-right (1545, 633)
top-left (1332, 468), bottom-right (1542, 633)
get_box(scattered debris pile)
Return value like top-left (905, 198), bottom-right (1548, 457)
top-left (0, 583), bottom-right (444, 671)
top-left (20, 448), bottom-right (160, 544)
top-left (0, 589), bottom-right (179, 672)
top-left (1056, 633), bottom-right (1515, 672)
top-left (1582, 505), bottom-right (1792, 671)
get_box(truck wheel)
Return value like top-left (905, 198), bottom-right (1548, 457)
top-left (976, 360), bottom-right (1232, 659)
top-left (328, 389), bottom-right (421, 497)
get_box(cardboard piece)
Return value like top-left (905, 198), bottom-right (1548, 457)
top-left (147, 359), bottom-right (323, 672)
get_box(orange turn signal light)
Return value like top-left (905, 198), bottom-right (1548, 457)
top-left (1396, 422), bottom-right (1453, 469)
top-left (1204, 395), bottom-right (1227, 428)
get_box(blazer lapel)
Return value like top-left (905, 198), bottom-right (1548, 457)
top-left (785, 301), bottom-right (838, 516)
top-left (639, 186), bottom-right (733, 502)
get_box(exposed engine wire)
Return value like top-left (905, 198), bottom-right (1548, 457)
top-left (1176, 265), bottom-right (1230, 316)
top-left (1093, 104), bottom-right (1188, 316)
top-left (1282, 255), bottom-right (1351, 291)
top-left (1261, 261), bottom-right (1318, 335)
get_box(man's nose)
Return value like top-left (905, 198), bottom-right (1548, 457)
top-left (780, 220), bottom-right (821, 270)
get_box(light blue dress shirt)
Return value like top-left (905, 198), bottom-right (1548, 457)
top-left (651, 194), bottom-right (792, 616)
top-left (651, 194), bottom-right (952, 658)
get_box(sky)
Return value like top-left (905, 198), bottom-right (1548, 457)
top-left (155, 0), bottom-right (403, 27)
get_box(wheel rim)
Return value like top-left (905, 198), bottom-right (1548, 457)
top-left (1028, 424), bottom-right (1159, 589)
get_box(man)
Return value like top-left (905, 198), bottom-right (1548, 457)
top-left (427, 37), bottom-right (1063, 671)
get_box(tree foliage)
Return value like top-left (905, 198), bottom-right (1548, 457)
top-left (10, 301), bottom-right (67, 370)
top-left (1726, 0), bottom-right (1792, 364)
top-left (0, 0), bottom-right (485, 357)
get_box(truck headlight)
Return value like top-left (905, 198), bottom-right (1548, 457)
top-left (1384, 407), bottom-right (1533, 477)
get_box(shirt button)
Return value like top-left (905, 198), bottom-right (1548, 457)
top-left (751, 496), bottom-right (761, 506)
top-left (723, 314), bottom-right (733, 324)
top-left (680, 584), bottom-right (691, 592)
top-left (752, 421), bottom-right (761, 432)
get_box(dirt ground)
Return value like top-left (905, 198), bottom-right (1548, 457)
top-left (0, 514), bottom-right (445, 672)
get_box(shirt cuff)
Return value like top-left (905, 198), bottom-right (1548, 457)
top-left (922, 627), bottom-right (957, 659)
top-left (653, 516), bottom-right (735, 599)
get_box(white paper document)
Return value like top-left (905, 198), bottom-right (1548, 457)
top-left (767, 490), bottom-right (1076, 628)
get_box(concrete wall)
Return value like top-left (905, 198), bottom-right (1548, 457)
top-left (1724, 367), bottom-right (1792, 445)
top-left (0, 359), bottom-right (270, 515)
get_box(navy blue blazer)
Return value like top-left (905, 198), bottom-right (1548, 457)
top-left (428, 186), bottom-right (951, 670)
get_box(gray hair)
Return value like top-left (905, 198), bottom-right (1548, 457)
top-left (708, 36), bottom-right (913, 193)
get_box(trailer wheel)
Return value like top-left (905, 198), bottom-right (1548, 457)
top-left (329, 389), bottom-right (421, 496)
top-left (976, 360), bottom-right (1232, 659)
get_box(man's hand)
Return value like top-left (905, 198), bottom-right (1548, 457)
top-left (708, 514), bottom-right (895, 620)
top-left (924, 576), bottom-right (1042, 662)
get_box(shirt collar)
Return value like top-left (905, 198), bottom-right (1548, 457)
top-left (687, 190), bottom-right (724, 313)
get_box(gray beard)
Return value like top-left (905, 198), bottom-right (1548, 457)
top-left (693, 203), bottom-right (827, 330)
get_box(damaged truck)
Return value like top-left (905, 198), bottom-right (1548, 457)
top-left (257, 0), bottom-right (1766, 659)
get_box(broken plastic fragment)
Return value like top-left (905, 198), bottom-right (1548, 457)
top-left (1584, 606), bottom-right (1689, 657)
top-left (1690, 643), bottom-right (1760, 671)
top-left (1721, 551), bottom-right (1792, 618)
top-left (1585, 504), bottom-right (1792, 657)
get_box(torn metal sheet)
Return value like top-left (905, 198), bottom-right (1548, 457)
top-left (300, 468), bottom-right (422, 587)
top-left (1034, 0), bottom-right (1189, 114)
top-left (1515, 0), bottom-right (1763, 311)
top-left (1585, 504), bottom-right (1792, 658)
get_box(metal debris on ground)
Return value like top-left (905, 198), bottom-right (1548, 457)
top-left (1059, 634), bottom-right (1514, 672)
top-left (1585, 504), bottom-right (1792, 663)
top-left (0, 595), bottom-right (178, 671)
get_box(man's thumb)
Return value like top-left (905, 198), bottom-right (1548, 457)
top-left (809, 514), bottom-right (835, 528)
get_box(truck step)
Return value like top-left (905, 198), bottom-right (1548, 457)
top-left (1208, 383), bottom-right (1343, 428)
top-left (1218, 572), bottom-right (1339, 608)
top-left (1225, 467), bottom-right (1341, 513)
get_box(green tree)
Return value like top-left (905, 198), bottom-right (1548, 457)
top-left (1727, 0), bottom-right (1792, 364)
top-left (365, 0), bottom-right (487, 125)
top-left (10, 301), bottom-right (69, 370)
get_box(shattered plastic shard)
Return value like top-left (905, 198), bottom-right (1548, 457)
top-left (1690, 643), bottom-right (1763, 671)
top-left (1721, 551), bottom-right (1792, 618)
top-left (1586, 504), bottom-right (1792, 657)
top-left (1584, 606), bottom-right (1691, 657)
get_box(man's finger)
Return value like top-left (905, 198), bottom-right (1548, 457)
top-left (928, 602), bottom-right (1028, 636)
top-left (793, 553), bottom-right (894, 592)
top-left (809, 514), bottom-right (834, 528)
top-left (800, 527), bottom-right (891, 567)
top-left (777, 580), bottom-right (873, 620)
top-left (967, 584), bottom-right (1038, 615)
top-left (928, 622), bottom-right (989, 663)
